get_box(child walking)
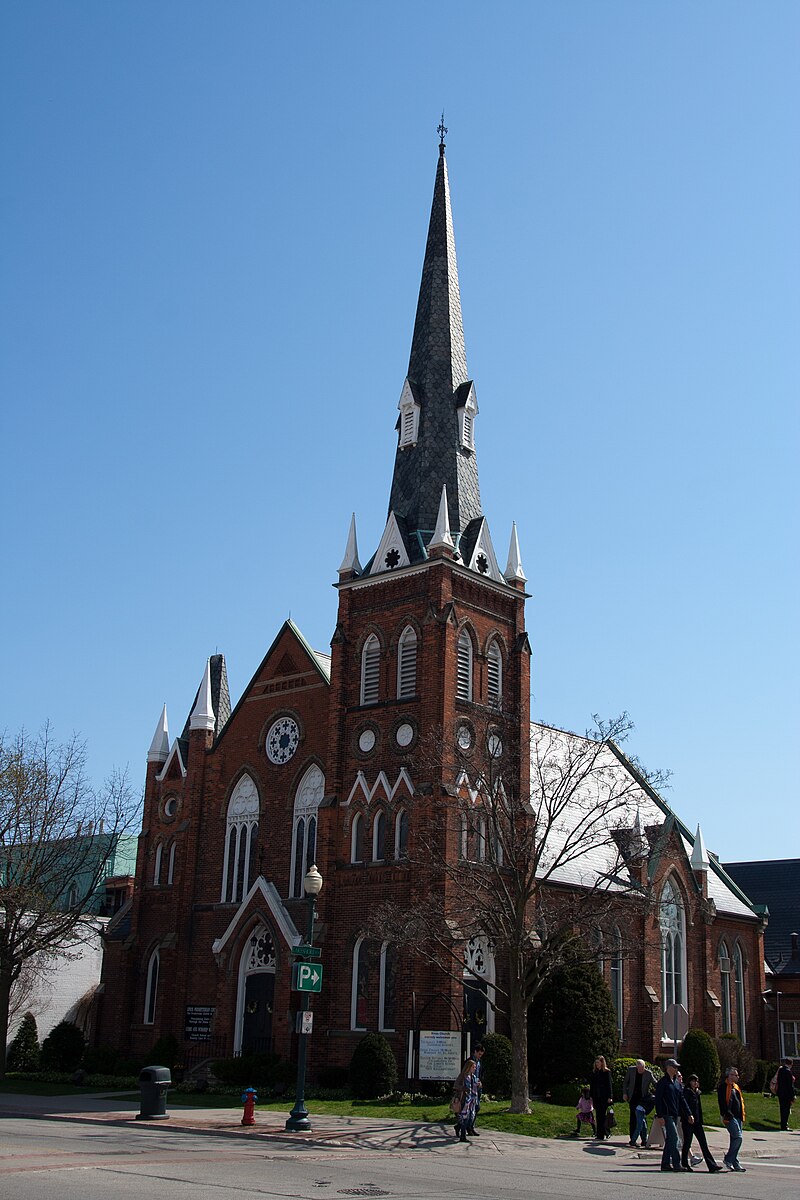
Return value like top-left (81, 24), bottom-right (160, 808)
top-left (574, 1086), bottom-right (597, 1136)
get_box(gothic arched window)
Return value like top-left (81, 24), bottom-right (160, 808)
top-left (351, 812), bottom-right (365, 864)
top-left (351, 936), bottom-right (379, 1030)
top-left (463, 935), bottom-right (495, 1037)
top-left (167, 841), bottom-right (176, 885)
top-left (456, 630), bottom-right (473, 701)
top-left (144, 948), bottom-right (159, 1025)
top-left (153, 843), bottom-right (163, 885)
top-left (289, 765), bottom-right (324, 898)
top-left (610, 927), bottom-right (623, 1037)
top-left (221, 774), bottom-right (260, 903)
top-left (372, 811), bottom-right (386, 863)
top-left (719, 939), bottom-right (732, 1033)
top-left (379, 942), bottom-right (397, 1031)
top-left (487, 639), bottom-right (503, 708)
top-left (397, 626), bottom-right (417, 698)
top-left (734, 943), bottom-right (746, 1042)
top-left (395, 809), bottom-right (409, 859)
top-left (659, 879), bottom-right (686, 1040)
top-left (360, 635), bottom-right (380, 706)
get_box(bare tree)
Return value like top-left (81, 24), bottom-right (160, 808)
top-left (367, 713), bottom-right (667, 1113)
top-left (0, 726), bottom-right (137, 1075)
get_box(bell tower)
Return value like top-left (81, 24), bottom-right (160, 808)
top-left (323, 129), bottom-right (530, 1048)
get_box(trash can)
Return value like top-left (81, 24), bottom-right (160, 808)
top-left (136, 1065), bottom-right (171, 1120)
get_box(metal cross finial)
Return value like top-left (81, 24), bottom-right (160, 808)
top-left (437, 113), bottom-right (448, 146)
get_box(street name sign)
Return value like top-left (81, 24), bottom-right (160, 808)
top-left (293, 961), bottom-right (323, 993)
top-left (291, 944), bottom-right (322, 959)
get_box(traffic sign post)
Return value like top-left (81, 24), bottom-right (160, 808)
top-left (293, 962), bottom-right (323, 993)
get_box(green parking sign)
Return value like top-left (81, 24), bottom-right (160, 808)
top-left (293, 961), bottom-right (323, 993)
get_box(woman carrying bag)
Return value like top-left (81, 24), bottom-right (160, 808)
top-left (451, 1058), bottom-right (478, 1142)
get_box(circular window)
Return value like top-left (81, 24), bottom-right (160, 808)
top-left (358, 728), bottom-right (376, 753)
top-left (265, 716), bottom-right (300, 765)
top-left (456, 723), bottom-right (474, 752)
top-left (488, 731), bottom-right (503, 758)
top-left (162, 796), bottom-right (178, 820)
top-left (396, 722), bottom-right (414, 748)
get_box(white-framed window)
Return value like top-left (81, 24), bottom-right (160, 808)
top-left (781, 1020), bottom-right (800, 1058)
top-left (397, 626), bottom-right (417, 698)
top-left (289, 765), bottom-right (324, 898)
top-left (153, 843), bottom-right (163, 885)
top-left (395, 809), bottom-right (409, 859)
top-left (659, 878), bottom-right (686, 1040)
top-left (487, 640), bottom-right (502, 708)
top-left (221, 774), bottom-right (260, 903)
top-left (379, 942), bottom-right (397, 1031)
top-left (360, 635), bottom-right (381, 706)
top-left (372, 811), bottom-right (386, 863)
top-left (457, 630), bottom-right (473, 701)
top-left (719, 940), bottom-right (732, 1033)
top-left (463, 935), bottom-right (495, 1035)
top-left (734, 943), bottom-right (746, 1042)
top-left (351, 935), bottom-right (376, 1029)
top-left (610, 927), bottom-right (624, 1037)
top-left (460, 814), bottom-right (468, 860)
top-left (167, 841), bottom-right (176, 885)
top-left (144, 948), bottom-right (159, 1025)
top-left (351, 812), bottom-right (365, 863)
top-left (475, 815), bottom-right (486, 862)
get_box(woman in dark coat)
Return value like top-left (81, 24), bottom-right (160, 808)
top-left (590, 1055), bottom-right (614, 1139)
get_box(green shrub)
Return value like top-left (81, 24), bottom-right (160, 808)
top-left (611, 1056), bottom-right (662, 1101)
top-left (715, 1034), bottom-right (757, 1090)
top-left (349, 1033), bottom-right (398, 1100)
top-left (528, 957), bottom-right (619, 1089)
top-left (40, 1021), bottom-right (85, 1072)
top-left (7, 1013), bottom-right (40, 1072)
top-left (82, 1045), bottom-right (125, 1075)
top-left (480, 1033), bottom-right (512, 1097)
top-left (148, 1034), bottom-right (180, 1071)
top-left (679, 1029), bottom-right (720, 1093)
top-left (753, 1060), bottom-right (779, 1094)
top-left (549, 1079), bottom-right (587, 1107)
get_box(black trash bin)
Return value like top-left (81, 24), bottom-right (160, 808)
top-left (136, 1065), bottom-right (171, 1120)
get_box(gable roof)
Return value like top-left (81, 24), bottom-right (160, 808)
top-left (723, 858), bottom-right (800, 974)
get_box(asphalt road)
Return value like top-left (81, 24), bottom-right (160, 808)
top-left (1, 1093), bottom-right (799, 1200)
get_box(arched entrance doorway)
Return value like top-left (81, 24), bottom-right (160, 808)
top-left (235, 924), bottom-right (276, 1055)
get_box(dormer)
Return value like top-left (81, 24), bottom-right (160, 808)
top-left (369, 511), bottom-right (411, 575)
top-left (455, 381), bottom-right (478, 452)
top-left (397, 379), bottom-right (421, 449)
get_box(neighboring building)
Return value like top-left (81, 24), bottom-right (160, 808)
top-left (724, 858), bottom-right (800, 1062)
top-left (96, 136), bottom-right (766, 1075)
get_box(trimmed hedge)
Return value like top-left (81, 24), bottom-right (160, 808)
top-left (679, 1029), bottom-right (720, 1093)
top-left (549, 1079), bottom-right (587, 1107)
top-left (480, 1033), bottom-right (512, 1097)
top-left (40, 1021), bottom-right (85, 1072)
top-left (349, 1033), bottom-right (398, 1100)
top-left (212, 1053), bottom-right (293, 1089)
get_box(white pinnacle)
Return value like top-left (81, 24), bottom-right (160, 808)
top-left (690, 823), bottom-right (709, 872)
top-left (190, 659), bottom-right (216, 732)
top-left (429, 485), bottom-right (454, 550)
top-left (338, 513), bottom-right (361, 575)
top-left (147, 704), bottom-right (170, 763)
top-left (504, 521), bottom-right (527, 584)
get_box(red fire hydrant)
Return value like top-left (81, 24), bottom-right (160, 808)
top-left (241, 1087), bottom-right (258, 1126)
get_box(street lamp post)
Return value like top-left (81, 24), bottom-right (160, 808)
top-left (286, 865), bottom-right (323, 1132)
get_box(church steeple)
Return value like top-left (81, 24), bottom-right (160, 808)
top-left (387, 132), bottom-right (483, 548)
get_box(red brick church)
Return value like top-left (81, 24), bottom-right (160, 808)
top-left (97, 136), bottom-right (767, 1076)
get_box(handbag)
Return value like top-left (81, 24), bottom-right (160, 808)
top-left (769, 1072), bottom-right (779, 1095)
top-left (606, 1105), bottom-right (617, 1128)
top-left (449, 1094), bottom-right (462, 1115)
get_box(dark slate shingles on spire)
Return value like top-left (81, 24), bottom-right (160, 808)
top-left (388, 145), bottom-right (483, 541)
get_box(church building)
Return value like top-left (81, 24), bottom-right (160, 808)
top-left (97, 134), bottom-right (767, 1076)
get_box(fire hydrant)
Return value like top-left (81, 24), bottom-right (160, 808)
top-left (241, 1087), bottom-right (258, 1126)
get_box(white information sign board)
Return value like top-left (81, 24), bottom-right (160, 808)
top-left (418, 1030), bottom-right (462, 1081)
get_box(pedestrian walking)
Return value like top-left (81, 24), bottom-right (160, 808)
top-left (775, 1057), bottom-right (796, 1131)
top-left (681, 1074), bottom-right (723, 1172)
top-left (654, 1057), bottom-right (691, 1172)
top-left (451, 1058), bottom-right (478, 1143)
top-left (623, 1058), bottom-right (655, 1147)
top-left (590, 1056), bottom-right (614, 1140)
top-left (573, 1086), bottom-right (596, 1137)
top-left (717, 1065), bottom-right (747, 1171)
top-left (469, 1042), bottom-right (485, 1136)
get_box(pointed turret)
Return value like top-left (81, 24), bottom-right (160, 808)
top-left (338, 513), bottom-right (362, 579)
top-left (428, 485), bottom-right (454, 554)
top-left (190, 659), bottom-right (216, 732)
top-left (147, 704), bottom-right (170, 764)
top-left (504, 522), bottom-right (527, 586)
top-left (690, 824), bottom-right (710, 873)
top-left (387, 133), bottom-right (483, 549)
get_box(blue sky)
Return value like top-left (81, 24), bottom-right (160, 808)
top-left (2, 1), bottom-right (797, 862)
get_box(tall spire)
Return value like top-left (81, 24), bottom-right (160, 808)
top-left (387, 132), bottom-right (483, 544)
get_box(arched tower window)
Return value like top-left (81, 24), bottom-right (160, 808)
top-left (397, 626), bottom-right (417, 698)
top-left (360, 635), bottom-right (381, 706)
top-left (610, 927), bottom-right (624, 1037)
top-left (351, 812), bottom-right (365, 864)
top-left (289, 765), bottom-right (324, 898)
top-left (144, 948), bottom-right (159, 1025)
top-left (221, 774), bottom-right (260, 903)
top-left (372, 811), bottom-right (386, 863)
top-left (351, 936), bottom-right (379, 1030)
top-left (659, 879), bottom-right (686, 1040)
top-left (463, 935), bottom-right (495, 1037)
top-left (456, 630), bottom-right (473, 701)
top-left (487, 640), bottom-right (503, 708)
top-left (153, 843), bottom-right (163, 885)
top-left (734, 943), bottom-right (746, 1042)
top-left (394, 809), bottom-right (409, 859)
top-left (379, 942), bottom-right (397, 1031)
top-left (167, 841), bottom-right (176, 885)
top-left (719, 939), bottom-right (732, 1033)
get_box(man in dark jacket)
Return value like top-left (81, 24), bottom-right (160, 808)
top-left (654, 1058), bottom-right (692, 1171)
top-left (681, 1074), bottom-right (722, 1172)
top-left (717, 1065), bottom-right (746, 1171)
top-left (623, 1059), bottom-right (656, 1147)
top-left (776, 1058), bottom-right (796, 1131)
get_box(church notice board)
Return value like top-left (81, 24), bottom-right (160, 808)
top-left (185, 1006), bottom-right (215, 1041)
top-left (418, 1030), bottom-right (462, 1081)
